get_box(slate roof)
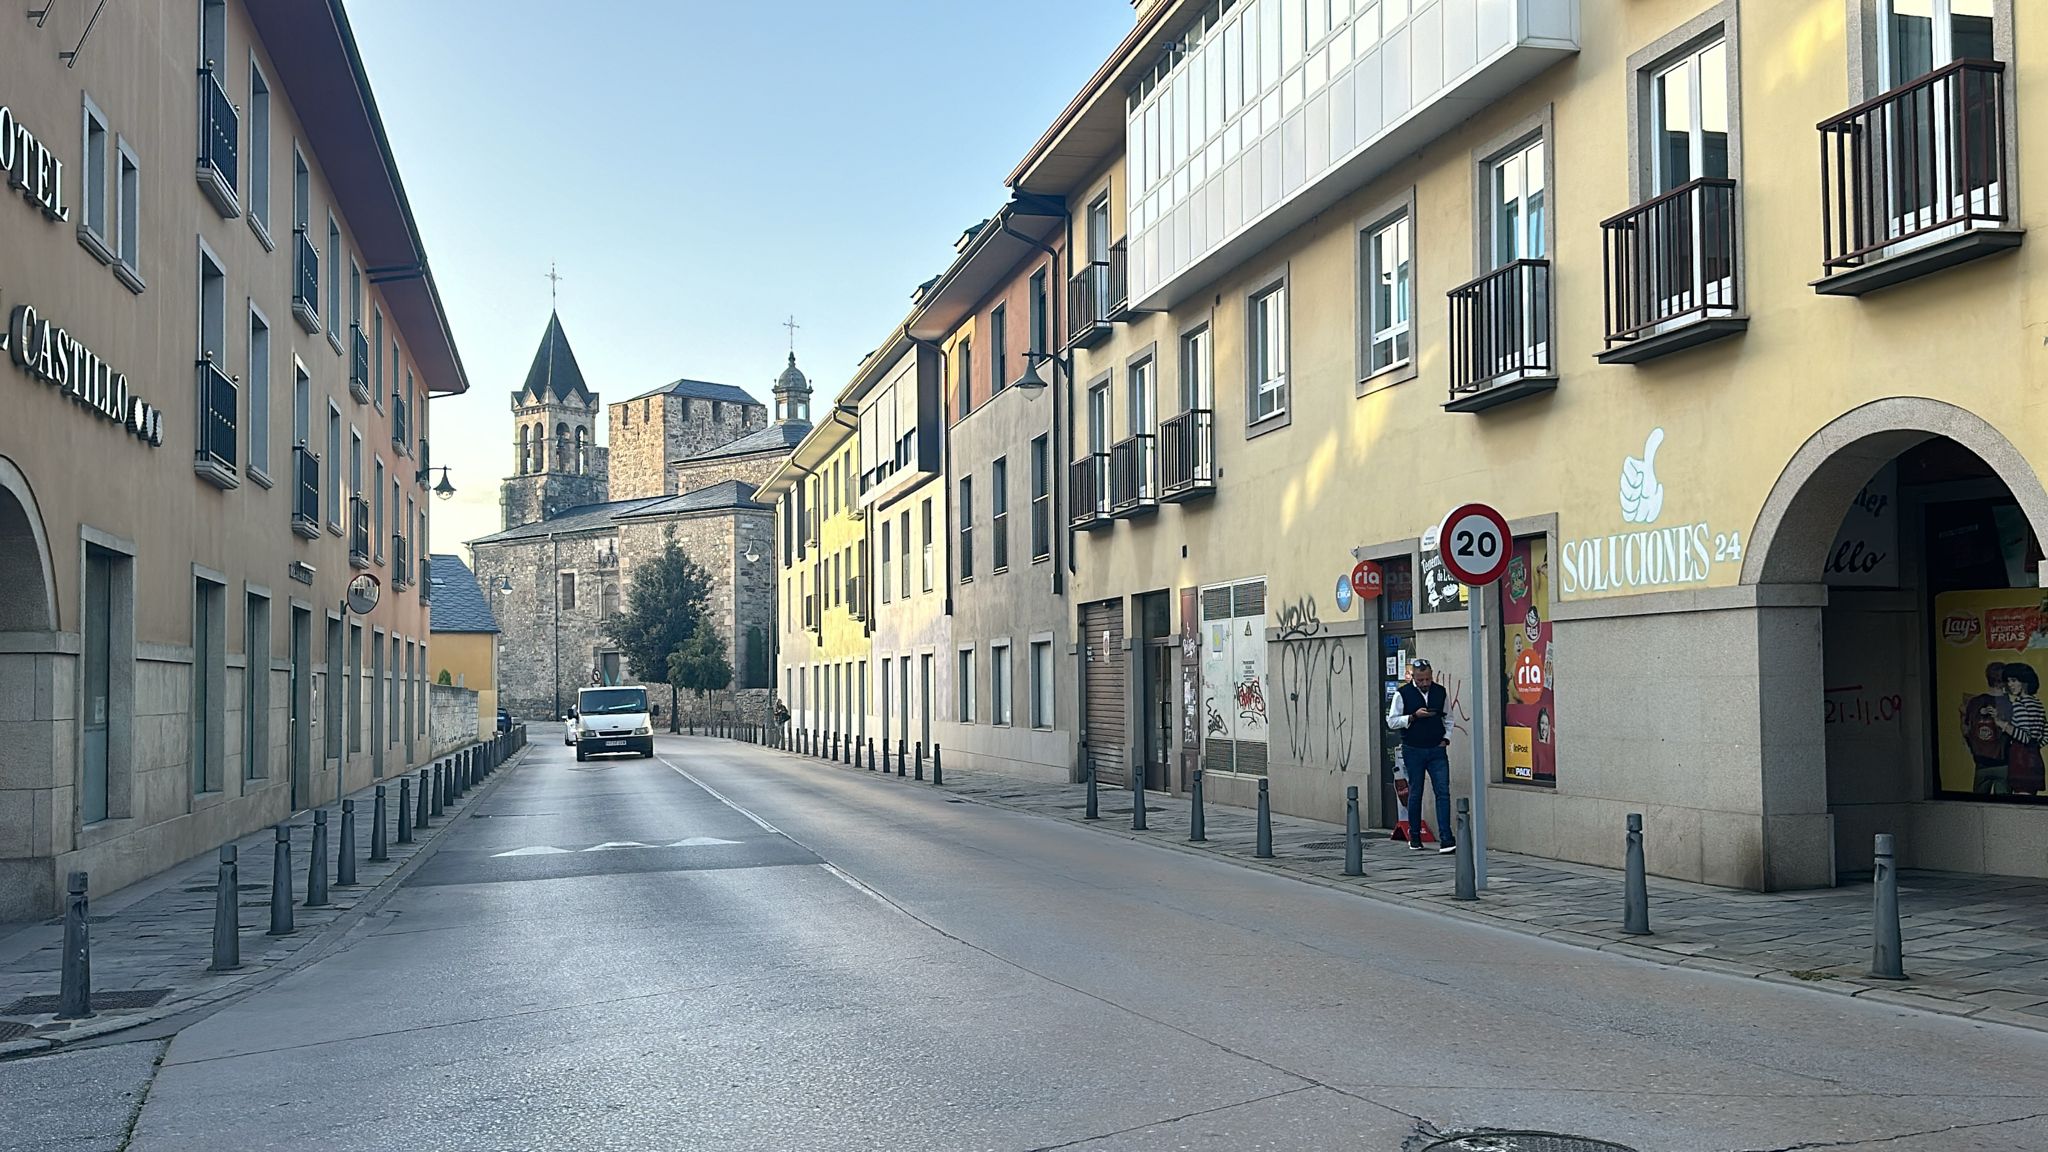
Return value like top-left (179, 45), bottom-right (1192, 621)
top-left (427, 554), bottom-right (499, 634)
top-left (616, 480), bottom-right (769, 519)
top-left (624, 377), bottom-right (762, 406)
top-left (517, 312), bottom-right (593, 405)
top-left (466, 496), bottom-right (668, 545)
top-left (681, 420), bottom-right (812, 462)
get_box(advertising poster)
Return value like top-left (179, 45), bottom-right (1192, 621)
top-left (1933, 589), bottom-right (2048, 799)
top-left (1499, 537), bottom-right (1556, 786)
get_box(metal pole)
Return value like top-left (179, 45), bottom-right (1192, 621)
top-left (1344, 785), bottom-right (1363, 876)
top-left (398, 777), bottom-right (414, 844)
top-left (417, 767), bottom-right (433, 829)
top-left (268, 824), bottom-right (294, 935)
top-left (209, 847), bottom-right (239, 972)
top-left (1871, 832), bottom-right (1906, 980)
top-left (1255, 778), bottom-right (1273, 858)
top-left (370, 785), bottom-right (389, 862)
top-left (1466, 587), bottom-right (1489, 890)
top-left (1623, 813), bottom-right (1650, 935)
top-left (56, 871), bottom-right (90, 1019)
top-left (1085, 754), bottom-right (1099, 820)
top-left (897, 738), bottom-right (907, 778)
top-left (305, 809), bottom-right (330, 908)
top-left (337, 799), bottom-right (358, 886)
top-left (1453, 798), bottom-right (1477, 901)
top-left (932, 743), bottom-right (943, 786)
top-left (914, 742), bottom-right (924, 781)
top-left (1131, 756), bottom-right (1146, 831)
top-left (1188, 768), bottom-right (1205, 841)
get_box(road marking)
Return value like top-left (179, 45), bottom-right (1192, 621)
top-left (667, 836), bottom-right (740, 847)
top-left (656, 753), bottom-right (898, 910)
top-left (656, 756), bottom-right (785, 835)
top-left (583, 841), bottom-right (655, 852)
top-left (491, 846), bottom-right (572, 857)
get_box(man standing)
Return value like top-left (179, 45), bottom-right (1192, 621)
top-left (1387, 658), bottom-right (1456, 853)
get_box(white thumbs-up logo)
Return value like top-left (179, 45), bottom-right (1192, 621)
top-left (1619, 428), bottom-right (1665, 525)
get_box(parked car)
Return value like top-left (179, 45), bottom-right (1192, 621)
top-left (563, 710), bottom-right (577, 745)
top-left (496, 708), bottom-right (512, 734)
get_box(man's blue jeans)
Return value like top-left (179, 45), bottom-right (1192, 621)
top-left (1404, 744), bottom-right (1453, 845)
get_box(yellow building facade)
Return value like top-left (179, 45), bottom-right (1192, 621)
top-left (762, 413), bottom-right (872, 750)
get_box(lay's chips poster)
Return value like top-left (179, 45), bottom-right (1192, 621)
top-left (1933, 589), bottom-right (2048, 798)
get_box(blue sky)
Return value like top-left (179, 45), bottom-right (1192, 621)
top-left (345, 0), bottom-right (1134, 551)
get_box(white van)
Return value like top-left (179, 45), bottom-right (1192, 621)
top-left (569, 685), bottom-right (655, 761)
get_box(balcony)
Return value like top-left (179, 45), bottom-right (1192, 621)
top-left (1599, 178), bottom-right (1745, 364)
top-left (419, 555), bottom-right (433, 602)
top-left (292, 446), bottom-right (320, 538)
top-left (1158, 408), bottom-right (1215, 502)
top-left (392, 394), bottom-right (410, 448)
top-left (348, 324), bottom-right (371, 402)
top-left (393, 534), bottom-right (412, 587)
top-left (846, 577), bottom-right (864, 621)
top-left (1445, 259), bottom-right (1556, 413)
top-left (195, 66), bottom-right (239, 219)
top-left (1105, 238), bottom-right (1132, 321)
top-left (1069, 452), bottom-right (1111, 531)
top-left (292, 231), bottom-right (321, 335)
top-left (1066, 261), bottom-right (1113, 349)
top-left (348, 496), bottom-right (370, 569)
top-left (193, 360), bottom-right (238, 489)
top-left (1816, 59), bottom-right (2017, 297)
top-left (1109, 433), bottom-right (1157, 518)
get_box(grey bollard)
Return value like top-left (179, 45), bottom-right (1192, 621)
top-left (1254, 778), bottom-right (1273, 858)
top-left (431, 763), bottom-right (445, 818)
top-left (210, 847), bottom-right (240, 972)
top-left (370, 785), bottom-right (390, 862)
top-left (397, 778), bottom-right (414, 844)
top-left (267, 825), bottom-right (294, 935)
top-left (914, 742), bottom-right (924, 781)
top-left (337, 799), bottom-right (358, 886)
top-left (1344, 786), bottom-right (1363, 877)
top-left (1623, 813), bottom-right (1650, 935)
top-left (866, 737), bottom-right (876, 772)
top-left (306, 809), bottom-right (330, 908)
top-left (1189, 769), bottom-right (1206, 842)
top-left (932, 744), bottom-right (943, 786)
top-left (1131, 761), bottom-right (1146, 831)
top-left (417, 768), bottom-right (434, 829)
top-left (897, 739), bottom-right (907, 778)
top-left (1871, 833), bottom-right (1906, 980)
top-left (57, 871), bottom-right (91, 1019)
top-left (1453, 799), bottom-right (1477, 901)
top-left (1085, 758), bottom-right (1099, 820)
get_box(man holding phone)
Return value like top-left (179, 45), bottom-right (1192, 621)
top-left (1387, 658), bottom-right (1456, 853)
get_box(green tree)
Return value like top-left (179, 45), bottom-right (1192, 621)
top-left (603, 529), bottom-right (713, 731)
top-left (436, 669), bottom-right (453, 686)
top-left (667, 622), bottom-right (733, 719)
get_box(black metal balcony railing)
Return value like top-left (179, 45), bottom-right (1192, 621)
top-left (195, 359), bottom-right (237, 475)
top-left (1159, 408), bottom-right (1216, 500)
top-left (419, 555), bottom-right (433, 601)
top-left (198, 66), bottom-right (238, 199)
top-left (392, 395), bottom-right (409, 447)
top-left (1106, 237), bottom-right (1131, 319)
top-left (1066, 261), bottom-right (1113, 348)
top-left (292, 446), bottom-right (320, 536)
top-left (1820, 59), bottom-right (2009, 275)
top-left (1109, 433), bottom-right (1156, 515)
top-left (1601, 178), bottom-right (1741, 350)
top-left (293, 230), bottom-right (320, 324)
top-left (349, 324), bottom-right (370, 398)
top-left (1068, 452), bottom-right (1110, 530)
top-left (1448, 259), bottom-right (1554, 400)
top-left (349, 496), bottom-right (370, 567)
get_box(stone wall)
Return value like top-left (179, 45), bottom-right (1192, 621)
top-left (500, 468), bottom-right (607, 533)
top-left (430, 684), bottom-right (481, 757)
top-left (607, 393), bottom-right (767, 501)
top-left (668, 450), bottom-right (783, 497)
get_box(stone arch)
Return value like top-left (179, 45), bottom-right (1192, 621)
top-left (0, 455), bottom-right (58, 632)
top-left (1743, 398), bottom-right (2048, 585)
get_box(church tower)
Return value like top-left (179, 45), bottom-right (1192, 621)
top-left (772, 352), bottom-right (812, 425)
top-left (501, 312), bottom-right (608, 531)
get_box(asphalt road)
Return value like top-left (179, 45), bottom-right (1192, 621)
top-left (79, 731), bottom-right (2048, 1151)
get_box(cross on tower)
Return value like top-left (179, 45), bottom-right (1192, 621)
top-left (545, 263), bottom-right (564, 309)
top-left (782, 315), bottom-right (800, 355)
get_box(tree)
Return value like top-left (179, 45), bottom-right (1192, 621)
top-left (667, 622), bottom-right (733, 719)
top-left (436, 669), bottom-right (453, 686)
top-left (603, 528), bottom-right (714, 732)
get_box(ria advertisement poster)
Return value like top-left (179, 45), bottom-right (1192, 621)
top-left (1500, 537), bottom-right (1556, 786)
top-left (1934, 589), bottom-right (2048, 799)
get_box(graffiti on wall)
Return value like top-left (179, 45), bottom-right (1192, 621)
top-left (1272, 596), bottom-right (1368, 773)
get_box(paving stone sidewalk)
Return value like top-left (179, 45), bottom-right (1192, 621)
top-left (782, 744), bottom-right (2048, 1033)
top-left (0, 744), bottom-right (525, 1057)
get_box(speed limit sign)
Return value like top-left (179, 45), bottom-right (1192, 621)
top-left (1437, 503), bottom-right (1511, 586)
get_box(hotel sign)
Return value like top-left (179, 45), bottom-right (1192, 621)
top-left (5, 304), bottom-right (163, 447)
top-left (0, 105), bottom-right (69, 221)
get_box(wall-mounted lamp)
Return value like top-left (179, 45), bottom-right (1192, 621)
top-left (425, 465), bottom-right (457, 501)
top-left (1012, 350), bottom-right (1067, 395)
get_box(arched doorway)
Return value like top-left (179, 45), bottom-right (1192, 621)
top-left (0, 456), bottom-right (59, 918)
top-left (0, 456), bottom-right (57, 633)
top-left (1747, 400), bottom-right (2048, 882)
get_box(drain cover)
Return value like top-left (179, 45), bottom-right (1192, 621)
top-left (3, 988), bottom-right (170, 1015)
top-left (1421, 1132), bottom-right (1636, 1152)
top-left (1302, 839), bottom-right (1351, 850)
top-left (0, 1021), bottom-right (31, 1041)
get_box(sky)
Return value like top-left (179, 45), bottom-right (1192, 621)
top-left (345, 0), bottom-right (1136, 554)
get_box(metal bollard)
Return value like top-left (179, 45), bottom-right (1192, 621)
top-left (1871, 833), bottom-right (1906, 980)
top-left (416, 768), bottom-right (433, 829)
top-left (337, 799), bottom-right (358, 886)
top-left (398, 777), bottom-right (414, 844)
top-left (897, 738), bottom-right (907, 778)
top-left (210, 847), bottom-right (239, 972)
top-left (1623, 813), bottom-right (1650, 935)
top-left (431, 763), bottom-right (445, 818)
top-left (866, 737), bottom-right (876, 771)
top-left (371, 785), bottom-right (390, 862)
top-left (1344, 786), bottom-right (1363, 877)
top-left (268, 824), bottom-right (294, 935)
top-left (932, 744), bottom-right (943, 786)
top-left (1085, 758), bottom-right (1099, 820)
top-left (1453, 799), bottom-right (1477, 901)
top-left (57, 871), bottom-right (91, 1019)
top-left (306, 809), bottom-right (330, 908)
top-left (1255, 778), bottom-right (1273, 858)
top-left (1131, 761), bottom-right (1146, 831)
top-left (1189, 769), bottom-right (1206, 842)
top-left (914, 742), bottom-right (924, 781)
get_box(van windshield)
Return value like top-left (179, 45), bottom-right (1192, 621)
top-left (579, 688), bottom-right (648, 715)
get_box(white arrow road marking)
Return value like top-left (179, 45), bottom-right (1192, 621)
top-left (665, 836), bottom-right (741, 847)
top-left (583, 841), bottom-right (656, 852)
top-left (492, 846), bottom-right (573, 857)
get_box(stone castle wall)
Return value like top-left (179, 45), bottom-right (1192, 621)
top-left (608, 393), bottom-right (767, 500)
top-left (668, 450), bottom-right (784, 496)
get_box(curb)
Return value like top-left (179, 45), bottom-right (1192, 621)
top-left (0, 744), bottom-right (532, 1060)
top-left (746, 738), bottom-right (2048, 1039)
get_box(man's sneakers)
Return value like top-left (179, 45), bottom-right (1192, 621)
top-left (1408, 840), bottom-right (1425, 852)
top-left (1438, 842), bottom-right (1459, 855)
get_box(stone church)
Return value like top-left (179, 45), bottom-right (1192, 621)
top-left (469, 311), bottom-right (812, 722)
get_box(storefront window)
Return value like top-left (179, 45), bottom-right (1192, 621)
top-left (1930, 497), bottom-right (2047, 804)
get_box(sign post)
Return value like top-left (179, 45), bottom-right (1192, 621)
top-left (337, 575), bottom-right (381, 805)
top-left (1436, 503), bottom-right (1510, 891)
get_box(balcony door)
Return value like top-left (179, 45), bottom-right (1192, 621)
top-left (1878, 0), bottom-right (1999, 238)
top-left (1488, 139), bottom-right (1548, 377)
top-left (1088, 382), bottom-right (1110, 513)
top-left (1086, 194), bottom-right (1111, 308)
top-left (1650, 41), bottom-right (1733, 319)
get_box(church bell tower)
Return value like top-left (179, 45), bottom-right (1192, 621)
top-left (501, 311), bottom-right (607, 531)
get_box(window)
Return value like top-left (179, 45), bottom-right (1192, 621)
top-left (292, 362), bottom-right (310, 448)
top-left (248, 305), bottom-right (271, 479)
top-left (1491, 139), bottom-right (1548, 268)
top-left (561, 572), bottom-right (577, 611)
top-left (373, 459), bottom-right (385, 562)
top-left (80, 95), bottom-right (110, 253)
top-left (1248, 281), bottom-right (1287, 424)
top-left (1363, 213), bottom-right (1413, 376)
top-left (350, 431), bottom-right (362, 511)
top-left (326, 405), bottom-right (343, 528)
top-left (292, 149), bottom-right (310, 231)
top-left (244, 592), bottom-right (269, 780)
top-left (991, 457), bottom-right (1009, 571)
top-left (954, 339), bottom-right (973, 416)
top-left (248, 63), bottom-right (270, 235)
top-left (1651, 41), bottom-right (1730, 194)
top-left (900, 509), bottom-right (911, 598)
top-left (958, 476), bottom-right (974, 581)
top-left (1030, 435), bottom-right (1051, 561)
top-left (991, 305), bottom-right (1008, 393)
top-left (920, 498), bottom-right (934, 592)
top-left (326, 217), bottom-right (342, 346)
top-left (991, 643), bottom-right (1012, 726)
top-left (1029, 267), bottom-right (1049, 354)
top-left (1883, 0), bottom-right (1994, 90)
top-left (389, 341), bottom-right (400, 412)
top-left (347, 624), bottom-right (362, 754)
top-left (957, 648), bottom-right (977, 723)
top-left (197, 245), bottom-right (232, 477)
top-left (350, 261), bottom-right (363, 346)
top-left (880, 520), bottom-right (892, 603)
top-left (600, 581), bottom-right (619, 621)
top-left (114, 141), bottom-right (140, 285)
top-left (1180, 324), bottom-right (1211, 410)
top-left (1030, 639), bottom-right (1054, 729)
top-left (1128, 355), bottom-right (1155, 436)
top-left (193, 576), bottom-right (226, 795)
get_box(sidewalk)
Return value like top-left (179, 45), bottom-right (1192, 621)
top-left (0, 743), bottom-right (525, 1058)
top-left (792, 747), bottom-right (2048, 1033)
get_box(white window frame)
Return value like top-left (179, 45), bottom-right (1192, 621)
top-left (78, 94), bottom-right (112, 260)
top-left (1362, 211), bottom-right (1413, 379)
top-left (1246, 277), bottom-right (1288, 429)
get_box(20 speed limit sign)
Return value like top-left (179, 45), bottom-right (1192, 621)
top-left (1437, 503), bottom-right (1512, 586)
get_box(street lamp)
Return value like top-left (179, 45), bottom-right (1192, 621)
top-left (1011, 349), bottom-right (1067, 394)
top-left (426, 466), bottom-right (457, 501)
